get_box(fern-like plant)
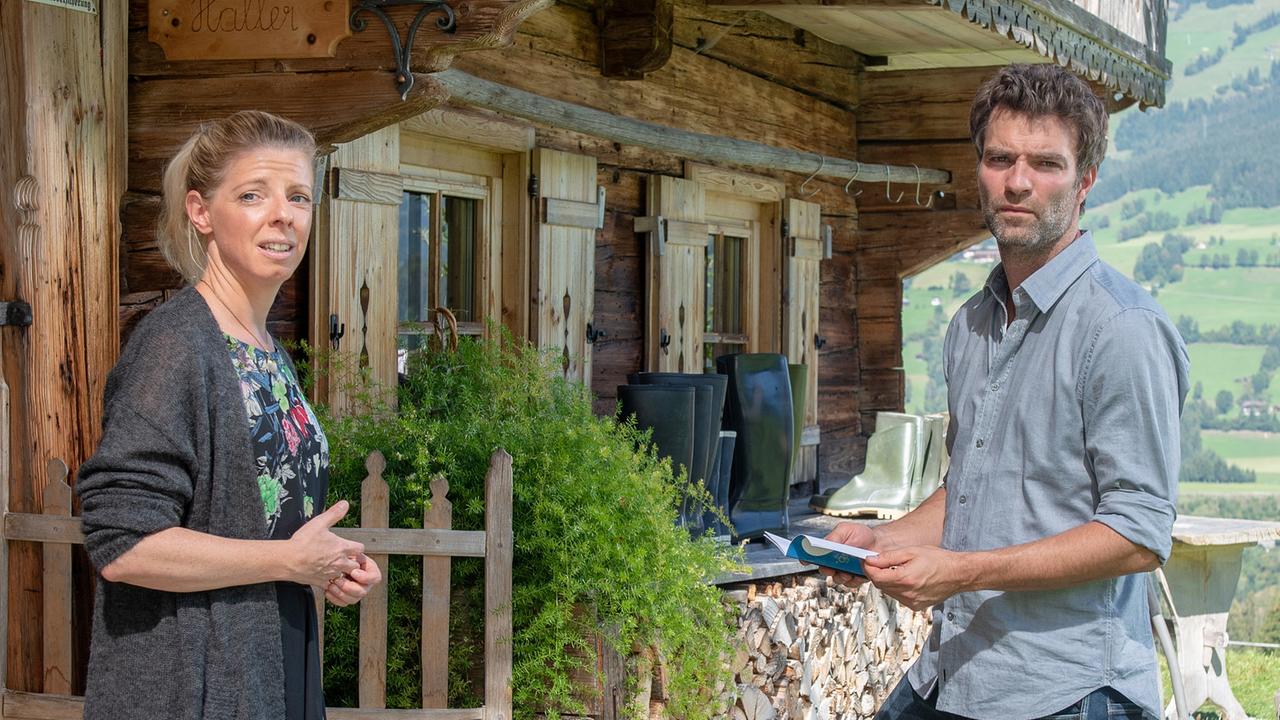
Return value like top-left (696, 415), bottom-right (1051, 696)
top-left (312, 332), bottom-right (741, 718)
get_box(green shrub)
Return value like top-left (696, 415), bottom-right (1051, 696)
top-left (312, 333), bottom-right (741, 718)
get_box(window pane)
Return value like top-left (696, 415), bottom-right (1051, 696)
top-left (704, 233), bottom-right (747, 370)
top-left (398, 191), bottom-right (432, 360)
top-left (440, 196), bottom-right (479, 322)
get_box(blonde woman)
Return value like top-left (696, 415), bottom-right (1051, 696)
top-left (77, 111), bottom-right (381, 720)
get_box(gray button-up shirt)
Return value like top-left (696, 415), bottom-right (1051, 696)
top-left (907, 232), bottom-right (1190, 719)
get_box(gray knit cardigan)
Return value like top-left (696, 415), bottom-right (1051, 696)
top-left (77, 288), bottom-right (291, 720)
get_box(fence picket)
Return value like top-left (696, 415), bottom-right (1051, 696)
top-left (422, 476), bottom-right (452, 708)
top-left (359, 452), bottom-right (390, 708)
top-left (0, 446), bottom-right (513, 720)
top-left (483, 450), bottom-right (513, 720)
top-left (41, 460), bottom-right (72, 695)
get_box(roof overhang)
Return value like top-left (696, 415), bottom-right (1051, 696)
top-left (712, 0), bottom-right (1172, 107)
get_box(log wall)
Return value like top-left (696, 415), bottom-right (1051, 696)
top-left (117, 0), bottom-right (993, 490)
top-left (844, 67), bottom-right (997, 487)
top-left (453, 2), bottom-right (885, 478)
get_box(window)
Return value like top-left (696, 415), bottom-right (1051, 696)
top-left (396, 176), bottom-right (487, 367)
top-left (704, 230), bottom-right (749, 370)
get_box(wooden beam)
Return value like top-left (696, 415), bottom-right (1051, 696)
top-left (598, 0), bottom-right (674, 80)
top-left (858, 66), bottom-right (995, 142)
top-left (455, 4), bottom-right (861, 159)
top-left (400, 106), bottom-right (534, 153)
top-left (128, 71), bottom-right (449, 194)
top-left (435, 69), bottom-right (950, 185)
top-left (671, 4), bottom-right (862, 110)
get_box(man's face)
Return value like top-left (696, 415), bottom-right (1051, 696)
top-left (977, 108), bottom-right (1096, 252)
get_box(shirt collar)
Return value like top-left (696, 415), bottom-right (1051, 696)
top-left (983, 231), bottom-right (1100, 313)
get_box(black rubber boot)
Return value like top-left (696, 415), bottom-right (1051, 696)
top-left (716, 353), bottom-right (793, 541)
top-left (616, 385), bottom-right (696, 504)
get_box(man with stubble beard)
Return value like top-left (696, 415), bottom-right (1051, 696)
top-left (821, 64), bottom-right (1190, 719)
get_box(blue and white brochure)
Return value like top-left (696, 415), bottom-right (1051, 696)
top-left (763, 531), bottom-right (878, 578)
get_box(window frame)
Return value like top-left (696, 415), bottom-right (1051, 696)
top-left (398, 171), bottom-right (490, 340)
top-left (703, 222), bottom-right (752, 370)
top-left (691, 162), bottom-right (783, 357)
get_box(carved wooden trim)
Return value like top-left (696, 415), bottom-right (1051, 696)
top-left (420, 0), bottom-right (555, 72)
top-left (927, 0), bottom-right (1169, 107)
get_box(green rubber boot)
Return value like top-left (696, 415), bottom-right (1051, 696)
top-left (875, 412), bottom-right (927, 488)
top-left (909, 412), bottom-right (949, 509)
top-left (810, 417), bottom-right (918, 519)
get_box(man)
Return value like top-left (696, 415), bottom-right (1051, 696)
top-left (823, 64), bottom-right (1190, 720)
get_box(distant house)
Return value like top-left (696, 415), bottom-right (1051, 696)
top-left (962, 248), bottom-right (1001, 264)
top-left (1240, 400), bottom-right (1272, 417)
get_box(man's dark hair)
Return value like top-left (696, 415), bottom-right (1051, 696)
top-left (969, 64), bottom-right (1109, 174)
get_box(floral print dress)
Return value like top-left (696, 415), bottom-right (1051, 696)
top-left (227, 335), bottom-right (329, 720)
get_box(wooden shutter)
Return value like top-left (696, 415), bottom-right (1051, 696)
top-left (643, 176), bottom-right (708, 372)
top-left (783, 198), bottom-right (822, 427)
top-left (315, 126), bottom-right (401, 412)
top-left (532, 148), bottom-right (599, 385)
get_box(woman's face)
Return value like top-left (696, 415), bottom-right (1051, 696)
top-left (186, 146), bottom-right (314, 290)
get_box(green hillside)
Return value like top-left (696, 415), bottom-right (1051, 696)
top-left (1164, 1), bottom-right (1280, 104)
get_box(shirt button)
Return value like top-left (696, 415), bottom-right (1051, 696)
top-left (947, 611), bottom-right (955, 622)
top-left (958, 495), bottom-right (967, 505)
top-left (975, 439), bottom-right (984, 448)
top-left (990, 383), bottom-right (999, 392)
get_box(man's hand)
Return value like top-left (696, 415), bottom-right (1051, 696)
top-left (817, 521), bottom-right (881, 587)
top-left (863, 546), bottom-right (971, 611)
top-left (324, 552), bottom-right (383, 607)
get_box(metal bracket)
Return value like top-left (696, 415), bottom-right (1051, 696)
top-left (821, 224), bottom-right (833, 259)
top-left (634, 215), bottom-right (667, 256)
top-left (528, 173), bottom-right (539, 198)
top-left (329, 313), bottom-right (346, 350)
top-left (350, 1), bottom-right (457, 101)
top-left (586, 322), bottom-right (607, 345)
top-left (0, 301), bottom-right (32, 327)
top-left (597, 186), bottom-right (607, 229)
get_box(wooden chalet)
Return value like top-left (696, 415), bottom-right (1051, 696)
top-left (1, 0), bottom-right (1171, 714)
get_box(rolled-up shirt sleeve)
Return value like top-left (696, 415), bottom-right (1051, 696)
top-left (77, 401), bottom-right (195, 572)
top-left (1081, 307), bottom-right (1190, 564)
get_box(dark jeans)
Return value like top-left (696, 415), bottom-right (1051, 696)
top-left (875, 679), bottom-right (1153, 720)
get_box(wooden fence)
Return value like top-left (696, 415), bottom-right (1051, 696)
top-left (0, 442), bottom-right (514, 720)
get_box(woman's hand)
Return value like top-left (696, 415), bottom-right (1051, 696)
top-left (286, 500), bottom-right (364, 587)
top-left (323, 553), bottom-right (383, 607)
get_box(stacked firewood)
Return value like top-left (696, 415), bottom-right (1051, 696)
top-left (721, 575), bottom-right (933, 720)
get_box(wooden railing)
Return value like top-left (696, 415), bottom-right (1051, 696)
top-left (0, 448), bottom-right (513, 720)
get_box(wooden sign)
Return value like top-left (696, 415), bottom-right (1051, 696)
top-left (29, 0), bottom-right (97, 12)
top-left (149, 0), bottom-right (351, 60)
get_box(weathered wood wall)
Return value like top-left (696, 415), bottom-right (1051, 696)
top-left (844, 67), bottom-right (996, 489)
top-left (118, 0), bottom-right (550, 344)
top-left (117, 0), bottom-right (990, 495)
top-left (452, 2), bottom-right (884, 480)
top-left (2, 0), bottom-right (126, 693)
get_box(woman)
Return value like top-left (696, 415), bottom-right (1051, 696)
top-left (77, 110), bottom-right (381, 720)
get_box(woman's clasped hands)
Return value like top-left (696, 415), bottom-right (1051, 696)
top-left (286, 499), bottom-right (383, 606)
